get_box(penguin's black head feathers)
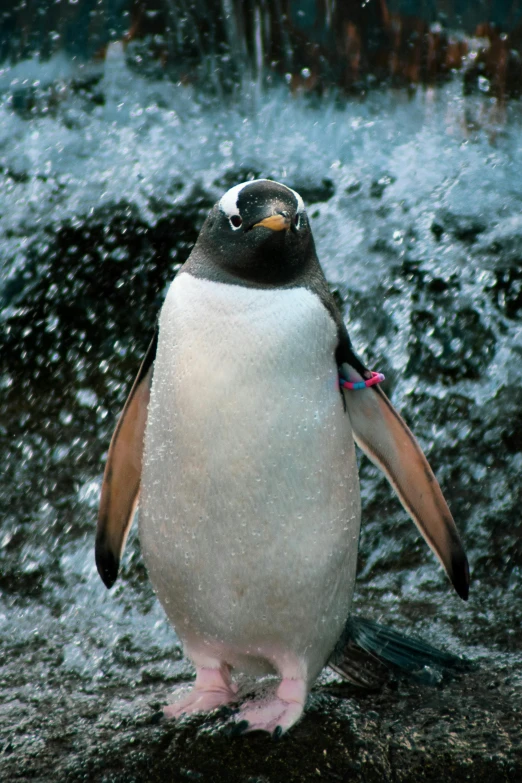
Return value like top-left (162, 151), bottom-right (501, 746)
top-left (190, 180), bottom-right (315, 286)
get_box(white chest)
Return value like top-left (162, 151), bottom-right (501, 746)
top-left (140, 272), bottom-right (360, 675)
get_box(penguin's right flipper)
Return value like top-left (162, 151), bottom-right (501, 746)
top-left (95, 331), bottom-right (157, 589)
top-left (328, 617), bottom-right (472, 688)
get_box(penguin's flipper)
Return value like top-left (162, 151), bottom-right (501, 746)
top-left (329, 617), bottom-right (471, 687)
top-left (342, 368), bottom-right (469, 600)
top-left (95, 332), bottom-right (157, 589)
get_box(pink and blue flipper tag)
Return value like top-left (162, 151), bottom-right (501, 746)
top-left (339, 370), bottom-right (385, 391)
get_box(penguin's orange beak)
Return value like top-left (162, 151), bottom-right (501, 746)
top-left (253, 213), bottom-right (291, 231)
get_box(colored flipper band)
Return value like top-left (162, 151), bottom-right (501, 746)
top-left (340, 371), bottom-right (385, 391)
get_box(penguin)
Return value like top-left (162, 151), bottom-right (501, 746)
top-left (95, 179), bottom-right (469, 736)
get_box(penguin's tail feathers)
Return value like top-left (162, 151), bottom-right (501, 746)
top-left (328, 617), bottom-right (474, 689)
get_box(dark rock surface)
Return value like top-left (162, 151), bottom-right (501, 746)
top-left (3, 660), bottom-right (521, 782)
top-left (0, 53), bottom-right (521, 781)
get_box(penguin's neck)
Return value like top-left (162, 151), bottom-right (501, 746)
top-left (182, 244), bottom-right (321, 290)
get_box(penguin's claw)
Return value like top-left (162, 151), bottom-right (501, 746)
top-left (234, 696), bottom-right (304, 736)
top-left (227, 719), bottom-right (249, 737)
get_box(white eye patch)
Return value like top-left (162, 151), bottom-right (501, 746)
top-left (219, 181), bottom-right (249, 219)
top-left (218, 179), bottom-right (305, 218)
top-left (288, 186), bottom-right (305, 214)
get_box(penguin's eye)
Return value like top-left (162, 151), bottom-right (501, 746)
top-left (293, 214), bottom-right (301, 230)
top-left (229, 215), bottom-right (242, 230)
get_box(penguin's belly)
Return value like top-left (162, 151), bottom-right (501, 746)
top-left (140, 273), bottom-right (361, 678)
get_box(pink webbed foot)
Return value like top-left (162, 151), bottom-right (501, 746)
top-left (235, 677), bottom-right (307, 736)
top-left (163, 664), bottom-right (237, 720)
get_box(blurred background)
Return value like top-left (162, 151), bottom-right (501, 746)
top-left (2, 1), bottom-right (522, 96)
top-left (1, 2), bottom-right (521, 781)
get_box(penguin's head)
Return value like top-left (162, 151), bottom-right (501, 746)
top-left (192, 179), bottom-right (314, 285)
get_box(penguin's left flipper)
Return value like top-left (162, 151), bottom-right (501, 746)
top-left (342, 364), bottom-right (469, 601)
top-left (95, 331), bottom-right (157, 589)
top-left (329, 616), bottom-right (473, 688)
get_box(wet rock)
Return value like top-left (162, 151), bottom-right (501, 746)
top-left (1, 667), bottom-right (521, 782)
top-left (292, 178), bottom-right (335, 204)
top-left (486, 267), bottom-right (522, 319)
top-left (370, 174), bottom-right (396, 200)
top-left (432, 209), bottom-right (487, 243)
